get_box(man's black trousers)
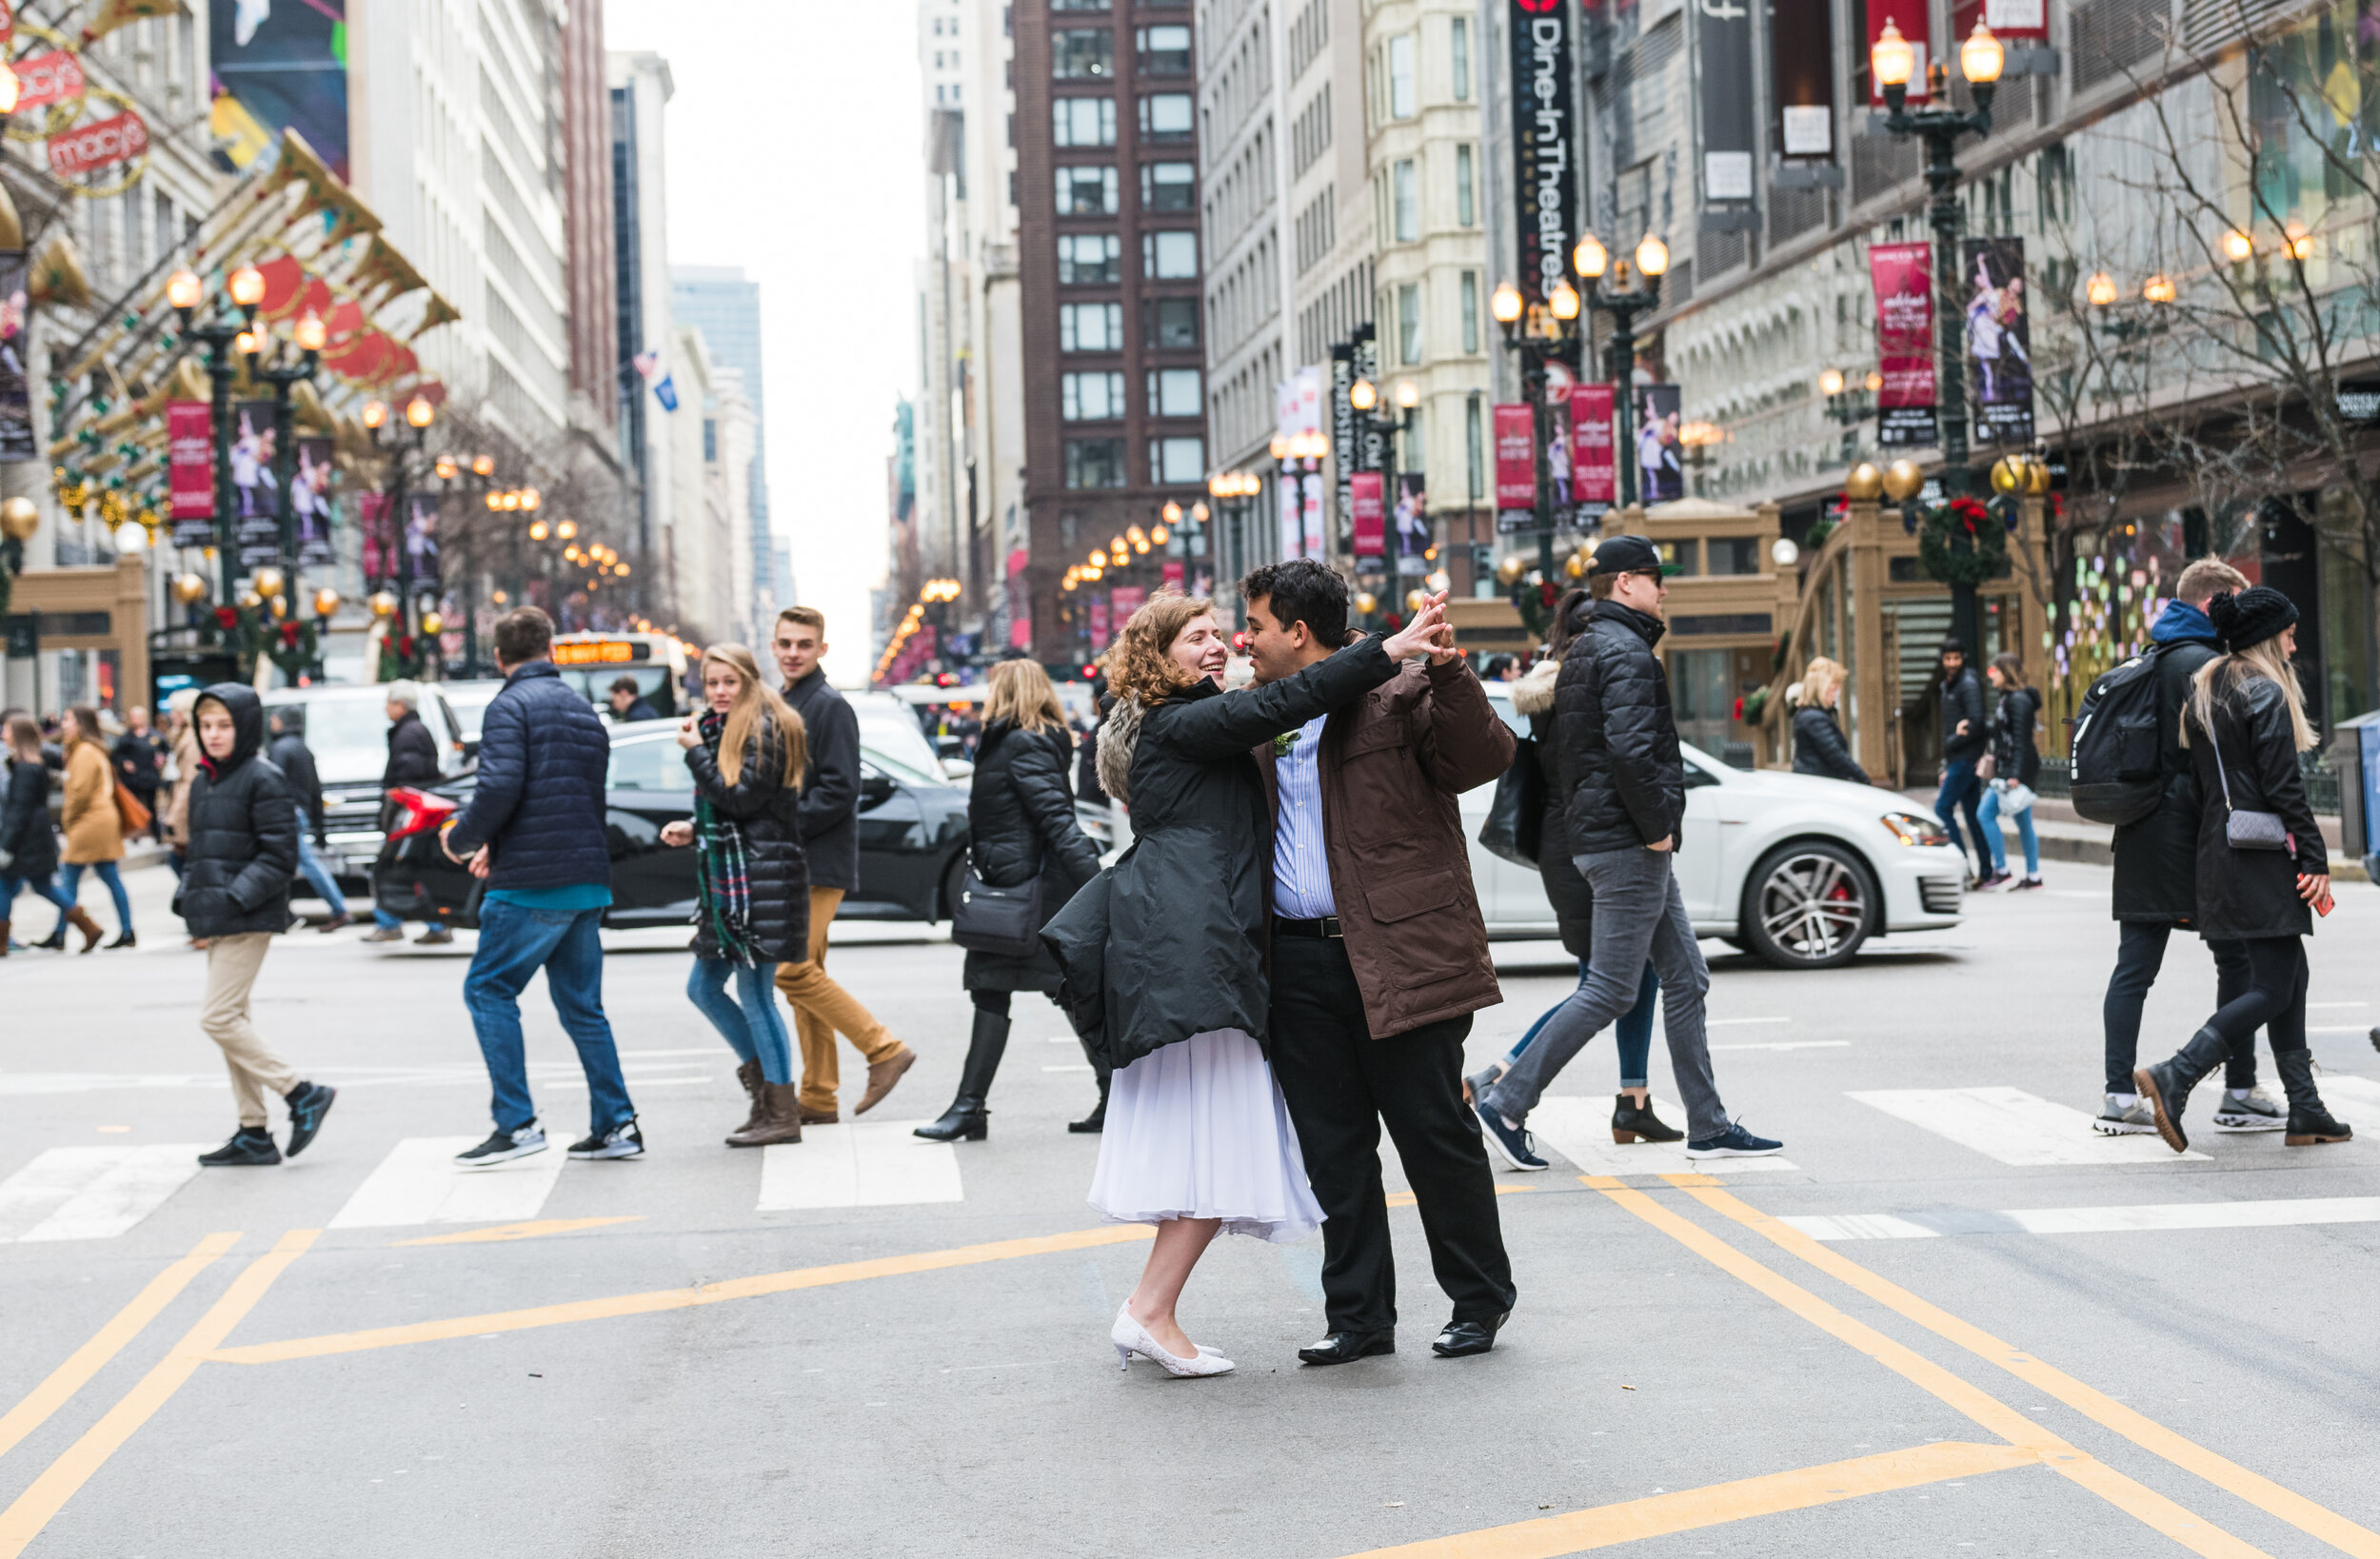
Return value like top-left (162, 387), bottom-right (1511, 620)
top-left (1267, 931), bottom-right (1516, 1335)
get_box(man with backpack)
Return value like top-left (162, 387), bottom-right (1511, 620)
top-left (2080, 558), bottom-right (2280, 1135)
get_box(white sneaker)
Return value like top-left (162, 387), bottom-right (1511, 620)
top-left (1111, 1305), bottom-right (1233, 1377)
top-left (2211, 1086), bottom-right (2287, 1132)
top-left (2092, 1095), bottom-right (2157, 1135)
top-left (455, 1122), bottom-right (547, 1166)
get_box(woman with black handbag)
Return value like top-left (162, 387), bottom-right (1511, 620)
top-left (2134, 587), bottom-right (2350, 1152)
top-left (918, 660), bottom-right (1105, 1142)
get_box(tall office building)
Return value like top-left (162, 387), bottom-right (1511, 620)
top-left (673, 266), bottom-right (780, 624)
top-left (609, 52), bottom-right (683, 614)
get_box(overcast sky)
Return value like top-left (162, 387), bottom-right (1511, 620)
top-left (602, 1), bottom-right (922, 685)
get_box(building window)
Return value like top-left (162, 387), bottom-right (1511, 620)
top-left (1053, 97), bottom-right (1116, 146)
top-left (1387, 34), bottom-right (1416, 118)
top-left (1053, 30), bottom-right (1112, 78)
top-left (1060, 301), bottom-right (1124, 350)
top-left (1136, 25), bottom-right (1191, 73)
top-left (1147, 365), bottom-right (1201, 416)
top-left (1392, 158), bottom-right (1418, 243)
top-left (703, 418), bottom-right (718, 462)
top-left (1058, 233), bottom-right (1122, 283)
top-left (1140, 160), bottom-right (1196, 210)
top-left (1056, 165), bottom-right (1120, 214)
top-left (1050, 0), bottom-right (1108, 10)
top-left (1397, 283), bottom-right (1420, 365)
top-left (1142, 229), bottom-right (1198, 279)
top-left (1456, 144), bottom-right (1476, 227)
top-left (1061, 370), bottom-right (1127, 420)
top-left (1139, 93), bottom-right (1193, 141)
top-left (1465, 393), bottom-right (1484, 503)
top-left (1707, 536), bottom-right (1762, 576)
top-left (1065, 438), bottom-right (1129, 488)
top-left (1451, 16), bottom-right (1472, 101)
top-left (1149, 436), bottom-right (1204, 483)
top-left (1460, 269), bottom-right (1479, 354)
top-left (1145, 296), bottom-right (1200, 348)
top-left (1401, 406), bottom-right (1425, 473)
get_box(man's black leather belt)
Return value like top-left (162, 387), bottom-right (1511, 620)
top-left (1274, 916), bottom-right (1343, 939)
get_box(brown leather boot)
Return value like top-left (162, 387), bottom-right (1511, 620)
top-left (0, 918), bottom-right (10, 957)
top-left (855, 1043), bottom-right (916, 1115)
top-left (68, 906), bottom-right (104, 953)
top-left (725, 1082), bottom-right (804, 1148)
top-left (727, 1059), bottom-right (765, 1141)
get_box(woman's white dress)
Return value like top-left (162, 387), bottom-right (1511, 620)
top-left (1087, 1028), bottom-right (1322, 1244)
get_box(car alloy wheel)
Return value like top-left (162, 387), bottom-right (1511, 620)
top-left (1743, 842), bottom-right (1874, 969)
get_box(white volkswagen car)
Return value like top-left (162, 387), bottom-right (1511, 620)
top-left (1467, 683), bottom-right (1967, 968)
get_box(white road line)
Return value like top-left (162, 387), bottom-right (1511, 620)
top-left (0, 1146), bottom-right (208, 1241)
top-left (1042, 1064), bottom-right (1094, 1073)
top-left (327, 1137), bottom-right (570, 1229)
top-left (1710, 1040), bottom-right (1851, 1052)
top-left (2311, 1026), bottom-right (2375, 1035)
top-left (2309, 1001), bottom-right (2370, 1009)
top-left (1847, 1086), bottom-right (2208, 1165)
top-left (2316, 1075), bottom-right (2380, 1119)
top-left (756, 1121), bottom-right (963, 1211)
top-left (1527, 1096), bottom-right (1801, 1177)
top-left (1784, 1196), bottom-right (2380, 1241)
top-left (1706, 1016), bottom-right (1794, 1026)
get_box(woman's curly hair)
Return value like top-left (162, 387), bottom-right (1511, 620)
top-left (1105, 588), bottom-right (1217, 705)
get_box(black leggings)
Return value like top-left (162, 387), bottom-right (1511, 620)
top-left (971, 989), bottom-right (1011, 1016)
top-left (2103, 923), bottom-right (2254, 1094)
top-left (2202, 937), bottom-right (2309, 1057)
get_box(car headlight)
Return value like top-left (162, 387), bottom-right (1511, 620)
top-left (1879, 811), bottom-right (1952, 848)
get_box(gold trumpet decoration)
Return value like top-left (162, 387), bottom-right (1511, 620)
top-left (30, 235), bottom-right (92, 308)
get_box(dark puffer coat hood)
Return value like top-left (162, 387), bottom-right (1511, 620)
top-left (177, 682), bottom-right (297, 938)
top-left (684, 710), bottom-right (809, 965)
top-left (965, 719), bottom-right (1101, 993)
top-left (1, 757), bottom-right (58, 880)
top-left (1552, 602), bottom-right (1686, 855)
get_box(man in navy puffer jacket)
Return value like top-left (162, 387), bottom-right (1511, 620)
top-left (441, 606), bottom-right (642, 1165)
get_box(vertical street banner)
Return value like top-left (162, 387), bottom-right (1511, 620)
top-left (1109, 585), bottom-right (1146, 622)
top-left (1355, 326), bottom-right (1384, 480)
top-left (1961, 237), bottom-right (2034, 445)
top-left (0, 252), bottom-right (33, 464)
top-left (208, 0), bottom-right (350, 178)
top-left (358, 492), bottom-right (394, 584)
top-left (1870, 241), bottom-right (1940, 447)
top-left (1394, 474), bottom-right (1430, 578)
top-left (1697, 0), bottom-right (1756, 209)
top-left (1493, 403), bottom-right (1537, 530)
top-left (1867, 6), bottom-right (1928, 102)
top-left (168, 400), bottom-right (213, 543)
top-left (1279, 471), bottom-right (1301, 559)
top-left (294, 435), bottom-right (336, 565)
top-left (1160, 559), bottom-right (1185, 589)
top-left (1300, 470), bottom-right (1327, 559)
top-left (1636, 385), bottom-right (1685, 503)
top-left (1089, 597), bottom-right (1111, 648)
top-left (229, 399), bottom-right (280, 568)
top-left (1773, 0), bottom-right (1837, 159)
top-left (407, 495), bottom-right (441, 587)
top-left (1571, 384), bottom-right (1616, 515)
top-left (1351, 470), bottom-right (1386, 563)
top-left (1509, 0), bottom-right (1577, 306)
top-left (1331, 342), bottom-right (1357, 548)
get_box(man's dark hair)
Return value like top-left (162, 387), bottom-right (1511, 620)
top-left (1239, 558), bottom-right (1349, 648)
top-left (268, 705), bottom-right (303, 736)
top-left (609, 675), bottom-right (641, 697)
top-left (494, 606), bottom-right (555, 666)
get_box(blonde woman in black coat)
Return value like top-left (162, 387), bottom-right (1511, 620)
top-left (1790, 657), bottom-right (1872, 785)
top-left (661, 644), bottom-right (811, 1147)
top-left (2133, 588), bottom-right (2350, 1152)
top-left (917, 660), bottom-right (1104, 1142)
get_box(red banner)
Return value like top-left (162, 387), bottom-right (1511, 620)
top-left (48, 109), bottom-right (148, 178)
top-left (1867, 7), bottom-right (1928, 102)
top-left (168, 401), bottom-right (211, 520)
top-left (1350, 471), bottom-right (1385, 560)
top-left (1160, 559), bottom-right (1184, 589)
top-left (1109, 585), bottom-right (1147, 624)
top-left (1494, 404), bottom-right (1537, 510)
top-left (1870, 242), bottom-right (1935, 409)
top-left (13, 49), bottom-right (85, 112)
top-left (1088, 598), bottom-right (1111, 647)
top-left (1570, 385), bottom-right (1615, 506)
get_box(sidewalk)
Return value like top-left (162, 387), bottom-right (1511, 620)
top-left (1899, 790), bottom-right (2370, 882)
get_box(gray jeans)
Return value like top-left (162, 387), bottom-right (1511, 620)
top-left (1481, 845), bottom-right (1726, 1139)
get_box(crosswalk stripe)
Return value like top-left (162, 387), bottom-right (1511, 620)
top-left (1527, 1096), bottom-right (1801, 1178)
top-left (1785, 1195), bottom-right (2380, 1241)
top-left (757, 1122), bottom-right (963, 1212)
top-left (1847, 1086), bottom-right (2208, 1165)
top-left (0, 1148), bottom-right (208, 1243)
top-left (327, 1138), bottom-right (568, 1230)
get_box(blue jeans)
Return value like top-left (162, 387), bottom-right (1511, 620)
top-left (1935, 760), bottom-right (1986, 875)
top-left (293, 834), bottom-right (347, 912)
top-left (461, 899), bottom-right (635, 1135)
top-left (1976, 784), bottom-right (2038, 876)
top-left (686, 957), bottom-right (791, 1085)
top-left (58, 860), bottom-right (130, 935)
top-left (1505, 958), bottom-right (1661, 1088)
top-left (4, 870), bottom-right (74, 925)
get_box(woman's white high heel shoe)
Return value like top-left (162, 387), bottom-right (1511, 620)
top-left (1111, 1304), bottom-right (1234, 1377)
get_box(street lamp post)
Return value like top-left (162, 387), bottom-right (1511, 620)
top-left (1871, 15), bottom-right (2006, 654)
top-left (167, 264), bottom-right (268, 611)
top-left (1347, 377), bottom-right (1418, 574)
top-left (364, 393), bottom-right (439, 666)
top-left (1491, 278), bottom-right (1581, 587)
top-left (253, 312), bottom-right (325, 588)
top-left (1572, 232), bottom-right (1670, 510)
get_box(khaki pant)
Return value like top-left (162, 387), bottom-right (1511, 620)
top-left (774, 886), bottom-right (902, 1114)
top-left (201, 932), bottom-right (298, 1127)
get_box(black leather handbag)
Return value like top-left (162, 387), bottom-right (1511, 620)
top-left (950, 858), bottom-right (1044, 957)
top-left (1477, 736), bottom-right (1545, 868)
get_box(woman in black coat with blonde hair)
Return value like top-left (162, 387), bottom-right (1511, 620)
top-left (917, 659), bottom-right (1105, 1142)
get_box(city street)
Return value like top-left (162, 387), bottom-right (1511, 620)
top-left (5, 862), bottom-right (2380, 1557)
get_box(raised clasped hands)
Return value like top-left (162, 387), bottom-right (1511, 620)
top-left (1383, 591), bottom-right (1456, 662)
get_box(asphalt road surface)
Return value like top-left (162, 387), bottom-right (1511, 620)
top-left (5, 860), bottom-right (2379, 1558)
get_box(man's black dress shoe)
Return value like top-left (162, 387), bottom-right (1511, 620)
top-left (1432, 1312), bottom-right (1509, 1357)
top-left (1298, 1330), bottom-right (1395, 1366)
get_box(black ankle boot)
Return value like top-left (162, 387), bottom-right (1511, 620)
top-left (2134, 1026), bottom-right (2230, 1153)
top-left (915, 1008), bottom-right (1008, 1142)
top-left (1069, 1077), bottom-right (1109, 1134)
top-left (2275, 1050), bottom-right (2353, 1146)
top-left (1611, 1093), bottom-right (1683, 1144)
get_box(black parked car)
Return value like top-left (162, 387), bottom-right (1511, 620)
top-left (371, 720), bottom-right (971, 931)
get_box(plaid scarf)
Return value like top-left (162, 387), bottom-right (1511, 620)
top-left (693, 710), bottom-right (757, 965)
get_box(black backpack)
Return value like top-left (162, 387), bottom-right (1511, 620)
top-left (2067, 646), bottom-right (2172, 825)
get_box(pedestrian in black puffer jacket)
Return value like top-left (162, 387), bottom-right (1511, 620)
top-left (1790, 656), bottom-right (1871, 785)
top-left (662, 644), bottom-right (811, 1149)
top-left (176, 683), bottom-right (337, 1169)
top-left (921, 661), bottom-right (1106, 1143)
top-left (382, 682), bottom-right (443, 788)
top-left (1552, 598), bottom-right (1686, 855)
top-left (3, 714), bottom-right (82, 953)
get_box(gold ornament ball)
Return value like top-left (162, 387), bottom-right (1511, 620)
top-left (1495, 554), bottom-right (1527, 586)
top-left (0, 496), bottom-right (39, 542)
top-left (252, 566), bottom-right (286, 599)
top-left (419, 610), bottom-right (446, 637)
top-left (237, 590), bottom-right (264, 611)
top-left (367, 591), bottom-right (399, 620)
top-left (313, 586), bottom-right (341, 618)
top-left (1844, 463), bottom-right (1885, 501)
top-left (1404, 588), bottom-right (1428, 614)
top-left (171, 572), bottom-right (208, 604)
top-left (1563, 549), bottom-right (1588, 580)
top-left (1881, 459), bottom-right (1926, 503)
top-left (268, 594), bottom-right (288, 619)
top-left (1990, 457), bottom-right (2021, 495)
top-left (2023, 458), bottom-right (2052, 496)
top-left (1353, 590), bottom-right (1378, 616)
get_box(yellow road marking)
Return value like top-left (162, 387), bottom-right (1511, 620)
top-left (1387, 1185), bottom-right (1537, 1209)
top-left (1339, 1440), bottom-right (2039, 1559)
top-left (392, 1215), bottom-right (645, 1246)
top-left (211, 1223), bottom-right (1157, 1365)
top-left (0, 1233), bottom-right (239, 1463)
top-left (0, 1230), bottom-right (314, 1559)
top-left (1589, 1180), bottom-right (2268, 1559)
top-left (1676, 1179), bottom-right (2380, 1559)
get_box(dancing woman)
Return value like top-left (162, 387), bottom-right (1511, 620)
top-left (1047, 589), bottom-right (1450, 1377)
